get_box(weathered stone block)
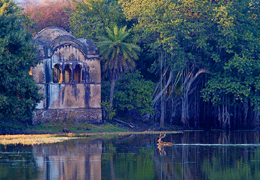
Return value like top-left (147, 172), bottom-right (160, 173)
top-left (32, 109), bottom-right (102, 125)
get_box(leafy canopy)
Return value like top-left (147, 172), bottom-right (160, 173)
top-left (69, 0), bottom-right (127, 40)
top-left (121, 0), bottom-right (260, 108)
top-left (102, 71), bottom-right (154, 117)
top-left (0, 0), bottom-right (42, 123)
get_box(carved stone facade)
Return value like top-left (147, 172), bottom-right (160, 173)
top-left (32, 27), bottom-right (102, 124)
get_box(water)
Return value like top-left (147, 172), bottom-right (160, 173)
top-left (1, 131), bottom-right (260, 180)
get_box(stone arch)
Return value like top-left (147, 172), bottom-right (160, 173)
top-left (51, 35), bottom-right (89, 59)
top-left (74, 64), bottom-right (82, 83)
top-left (53, 64), bottom-right (62, 83)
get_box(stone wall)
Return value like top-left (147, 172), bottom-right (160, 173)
top-left (33, 108), bottom-right (102, 125)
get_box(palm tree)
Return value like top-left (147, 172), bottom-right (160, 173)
top-left (97, 25), bottom-right (140, 106)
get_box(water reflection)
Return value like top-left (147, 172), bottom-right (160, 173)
top-left (33, 140), bottom-right (102, 180)
top-left (0, 145), bottom-right (40, 180)
top-left (1, 131), bottom-right (260, 179)
top-left (157, 131), bottom-right (260, 180)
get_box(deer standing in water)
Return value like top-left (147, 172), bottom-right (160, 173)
top-left (157, 133), bottom-right (173, 156)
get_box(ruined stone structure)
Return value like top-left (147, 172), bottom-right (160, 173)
top-left (32, 27), bottom-right (102, 124)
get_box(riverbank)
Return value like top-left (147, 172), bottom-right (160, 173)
top-left (0, 120), bottom-right (183, 135)
top-left (0, 130), bottom-right (182, 145)
top-left (0, 120), bottom-right (183, 145)
top-left (0, 121), bottom-right (127, 135)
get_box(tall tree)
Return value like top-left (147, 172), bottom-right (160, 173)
top-left (0, 0), bottom-right (42, 124)
top-left (97, 25), bottom-right (140, 106)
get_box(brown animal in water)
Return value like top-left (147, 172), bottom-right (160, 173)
top-left (157, 133), bottom-right (173, 156)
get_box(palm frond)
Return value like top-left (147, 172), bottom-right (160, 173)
top-left (98, 25), bottom-right (140, 80)
top-left (118, 26), bottom-right (129, 41)
top-left (105, 26), bottom-right (115, 40)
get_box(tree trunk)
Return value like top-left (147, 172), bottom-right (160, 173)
top-left (181, 68), bottom-right (208, 127)
top-left (160, 91), bottom-right (165, 128)
top-left (243, 102), bottom-right (249, 128)
top-left (160, 51), bottom-right (165, 128)
top-left (181, 91), bottom-right (189, 127)
top-left (152, 70), bottom-right (173, 106)
top-left (253, 110), bottom-right (259, 128)
top-left (110, 79), bottom-right (116, 106)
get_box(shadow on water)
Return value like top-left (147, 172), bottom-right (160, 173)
top-left (1, 131), bottom-right (260, 179)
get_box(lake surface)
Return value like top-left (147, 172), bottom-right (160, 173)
top-left (1, 131), bottom-right (260, 180)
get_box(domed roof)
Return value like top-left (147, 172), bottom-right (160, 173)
top-left (34, 27), bottom-right (98, 59)
top-left (34, 27), bottom-right (72, 45)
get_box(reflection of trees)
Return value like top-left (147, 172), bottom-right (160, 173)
top-left (107, 143), bottom-right (116, 180)
top-left (153, 133), bottom-right (198, 180)
top-left (152, 131), bottom-right (260, 180)
top-left (102, 136), bottom-right (155, 180)
top-left (201, 131), bottom-right (260, 180)
top-left (203, 148), bottom-right (260, 180)
top-left (0, 145), bottom-right (39, 180)
top-left (114, 148), bottom-right (155, 180)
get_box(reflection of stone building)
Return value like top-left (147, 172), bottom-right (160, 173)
top-left (33, 141), bottom-right (102, 180)
top-left (31, 27), bottom-right (102, 124)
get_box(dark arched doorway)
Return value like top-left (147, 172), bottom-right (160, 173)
top-left (74, 64), bottom-right (82, 83)
top-left (64, 64), bottom-right (72, 83)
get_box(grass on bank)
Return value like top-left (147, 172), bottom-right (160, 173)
top-left (28, 122), bottom-right (130, 134)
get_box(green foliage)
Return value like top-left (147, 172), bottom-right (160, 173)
top-left (121, 0), bottom-right (260, 112)
top-left (98, 25), bottom-right (140, 107)
top-left (102, 72), bottom-right (154, 118)
top-left (98, 25), bottom-right (141, 80)
top-left (114, 72), bottom-right (154, 116)
top-left (200, 1), bottom-right (260, 107)
top-left (0, 0), bottom-right (42, 124)
top-left (101, 100), bottom-right (116, 120)
top-left (69, 0), bottom-right (128, 40)
top-left (0, 121), bottom-right (27, 134)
